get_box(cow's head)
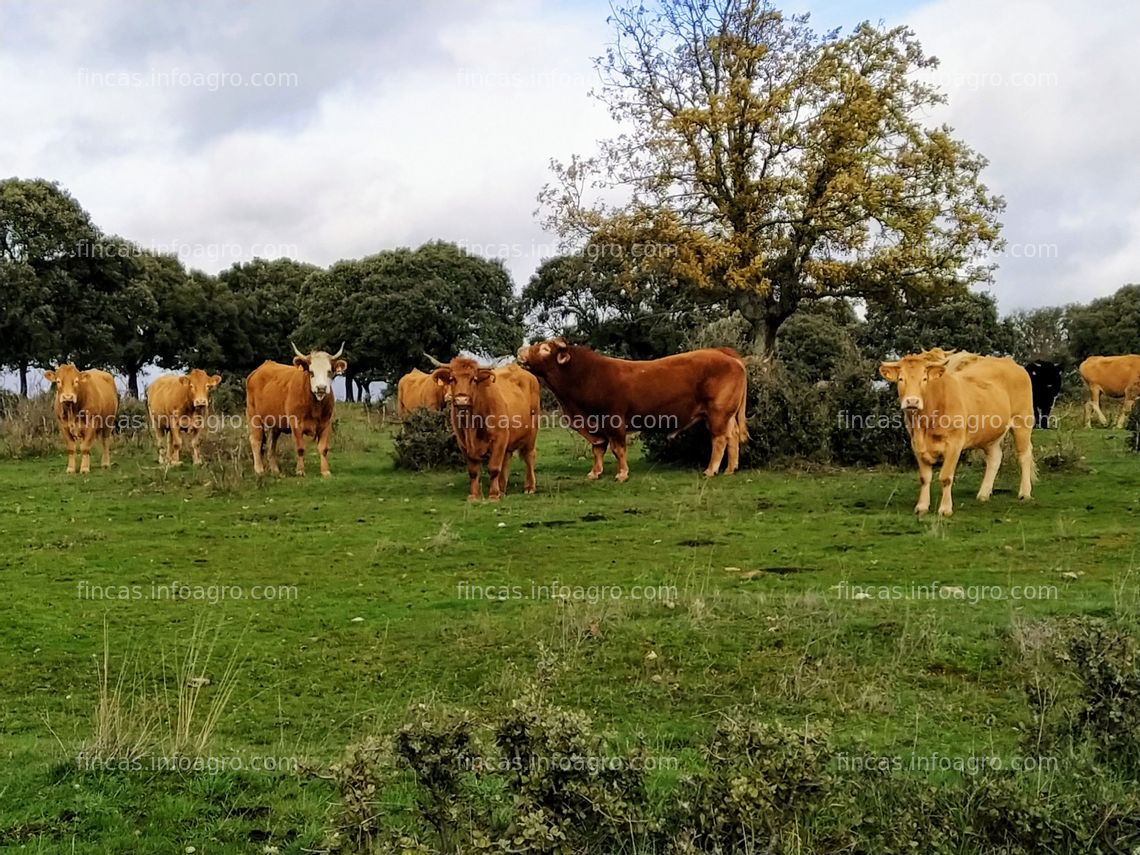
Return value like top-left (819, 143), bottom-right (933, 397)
top-left (432, 357), bottom-right (494, 410)
top-left (516, 338), bottom-right (571, 376)
top-left (182, 368), bottom-right (222, 409)
top-left (44, 364), bottom-right (82, 406)
top-left (880, 355), bottom-right (946, 412)
top-left (292, 342), bottom-right (347, 401)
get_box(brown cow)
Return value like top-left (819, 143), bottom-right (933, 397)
top-left (147, 369), bottom-right (222, 465)
top-left (1079, 355), bottom-right (1140, 427)
top-left (430, 356), bottom-right (538, 500)
top-left (879, 352), bottom-right (1035, 517)
top-left (397, 368), bottom-right (447, 416)
top-left (516, 339), bottom-right (747, 482)
top-left (43, 364), bottom-right (118, 474)
top-left (246, 343), bottom-right (347, 478)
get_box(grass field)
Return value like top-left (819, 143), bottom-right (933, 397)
top-left (1, 403), bottom-right (1138, 853)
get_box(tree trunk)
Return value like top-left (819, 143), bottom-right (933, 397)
top-left (19, 361), bottom-right (28, 397)
top-left (128, 368), bottom-right (140, 399)
top-left (344, 375), bottom-right (355, 403)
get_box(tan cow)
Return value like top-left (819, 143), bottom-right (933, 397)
top-left (1079, 355), bottom-right (1140, 427)
top-left (879, 353), bottom-right (1035, 517)
top-left (246, 344), bottom-right (347, 478)
top-left (431, 356), bottom-right (539, 500)
top-left (43, 364), bottom-right (118, 474)
top-left (397, 368), bottom-right (446, 416)
top-left (146, 369), bottom-right (222, 465)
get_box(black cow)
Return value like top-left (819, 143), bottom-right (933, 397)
top-left (1023, 361), bottom-right (1063, 428)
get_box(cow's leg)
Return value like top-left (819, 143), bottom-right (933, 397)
top-left (498, 452), bottom-right (512, 497)
top-left (151, 417), bottom-right (166, 465)
top-left (487, 443), bottom-right (509, 500)
top-left (1116, 392), bottom-right (1137, 429)
top-left (267, 430), bottom-right (282, 474)
top-left (466, 458), bottom-right (483, 501)
top-left (724, 420), bottom-right (741, 475)
top-left (914, 457), bottom-right (933, 515)
top-left (1086, 386), bottom-right (1107, 427)
top-left (189, 428), bottom-right (204, 466)
top-left (612, 434), bottom-right (630, 482)
top-left (704, 412), bottom-right (732, 477)
top-left (249, 421), bottom-right (266, 474)
top-left (100, 426), bottom-right (112, 469)
top-left (1013, 422), bottom-right (1034, 501)
top-left (79, 426), bottom-right (95, 474)
top-left (169, 426), bottom-right (183, 466)
top-left (292, 430), bottom-right (307, 477)
top-left (976, 440), bottom-right (1003, 502)
top-left (522, 442), bottom-right (537, 494)
top-left (936, 442), bottom-right (965, 517)
top-left (63, 428), bottom-right (77, 474)
top-left (317, 423), bottom-right (333, 478)
top-left (587, 439), bottom-right (607, 480)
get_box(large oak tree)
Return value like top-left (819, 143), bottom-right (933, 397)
top-left (539, 0), bottom-right (1005, 353)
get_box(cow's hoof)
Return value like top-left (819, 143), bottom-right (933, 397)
top-left (976, 493), bottom-right (991, 502)
top-left (467, 495), bottom-right (482, 503)
top-left (586, 472), bottom-right (601, 481)
top-left (701, 469), bottom-right (716, 478)
top-left (938, 508), bottom-right (954, 518)
top-left (488, 495), bottom-right (501, 502)
top-left (66, 469), bottom-right (76, 475)
top-left (615, 472), bottom-right (629, 483)
top-left (1019, 493), bottom-right (1032, 502)
top-left (524, 488), bottom-right (536, 494)
top-left (914, 506), bottom-right (928, 516)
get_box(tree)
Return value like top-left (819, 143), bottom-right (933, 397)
top-left (539, 0), bottom-right (1004, 354)
top-left (522, 230), bottom-right (722, 358)
top-left (216, 257), bottom-right (319, 372)
top-left (0, 178), bottom-right (98, 394)
top-left (858, 291), bottom-right (1015, 361)
top-left (777, 301), bottom-right (861, 382)
top-left (295, 242), bottom-right (523, 391)
top-left (1066, 285), bottom-right (1140, 361)
top-left (1006, 305), bottom-right (1070, 364)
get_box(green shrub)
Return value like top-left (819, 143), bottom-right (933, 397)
top-left (1127, 397), bottom-right (1140, 452)
top-left (392, 409), bottom-right (463, 471)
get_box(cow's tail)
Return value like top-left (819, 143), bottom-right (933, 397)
top-left (735, 379), bottom-right (749, 444)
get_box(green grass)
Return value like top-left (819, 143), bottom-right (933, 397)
top-left (1, 404), bottom-right (1138, 852)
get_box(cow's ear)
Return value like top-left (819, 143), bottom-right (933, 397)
top-left (556, 349), bottom-right (571, 365)
top-left (476, 369), bottom-right (495, 384)
top-left (43, 370), bottom-right (56, 383)
top-left (925, 363), bottom-right (946, 380)
top-left (293, 355), bottom-right (310, 369)
top-left (208, 374), bottom-right (222, 387)
top-left (431, 368), bottom-right (452, 386)
top-left (878, 362), bottom-right (899, 382)
top-left (179, 376), bottom-right (191, 387)
top-left (333, 359), bottom-right (347, 375)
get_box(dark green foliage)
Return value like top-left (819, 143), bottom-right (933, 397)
top-left (1066, 284), bottom-right (1140, 361)
top-left (776, 309), bottom-right (861, 384)
top-left (392, 409), bottom-right (463, 471)
top-left (643, 360), bottom-right (910, 470)
top-left (1128, 399), bottom-right (1140, 452)
top-left (1063, 619), bottom-right (1140, 774)
top-left (859, 291), bottom-right (1016, 361)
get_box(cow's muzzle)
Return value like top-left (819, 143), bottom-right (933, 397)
top-left (452, 394), bottom-right (472, 408)
top-left (313, 386), bottom-right (329, 400)
top-left (900, 396), bottom-right (923, 411)
top-left (60, 393), bottom-right (77, 403)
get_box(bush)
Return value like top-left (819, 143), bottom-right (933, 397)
top-left (1127, 398), bottom-right (1140, 452)
top-left (643, 359), bottom-right (911, 470)
top-left (392, 409), bottom-right (463, 471)
top-left (0, 393), bottom-right (59, 458)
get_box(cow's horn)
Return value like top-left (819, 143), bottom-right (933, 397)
top-left (291, 341), bottom-right (305, 358)
top-left (331, 342), bottom-right (345, 359)
top-left (423, 353), bottom-right (444, 367)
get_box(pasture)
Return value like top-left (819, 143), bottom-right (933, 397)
top-left (1, 405), bottom-right (1138, 853)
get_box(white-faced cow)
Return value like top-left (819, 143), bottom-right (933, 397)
top-left (246, 344), bottom-right (347, 477)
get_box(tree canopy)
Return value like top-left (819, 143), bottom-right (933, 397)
top-left (539, 0), bottom-right (1005, 354)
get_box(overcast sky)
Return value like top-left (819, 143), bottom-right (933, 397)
top-left (2, 0), bottom-right (1135, 313)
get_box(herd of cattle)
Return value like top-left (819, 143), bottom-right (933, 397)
top-left (33, 341), bottom-right (1140, 513)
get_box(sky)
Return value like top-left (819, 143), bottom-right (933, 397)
top-left (2, 0), bottom-right (1136, 316)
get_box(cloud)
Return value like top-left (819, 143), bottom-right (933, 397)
top-left (899, 0), bottom-right (1139, 309)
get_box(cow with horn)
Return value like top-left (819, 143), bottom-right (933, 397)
top-left (245, 343), bottom-right (347, 477)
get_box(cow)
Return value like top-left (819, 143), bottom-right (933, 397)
top-left (516, 338), bottom-right (748, 482)
top-left (1079, 355), bottom-right (1140, 428)
top-left (146, 369), bottom-right (223, 465)
top-left (1023, 360), bottom-right (1064, 429)
top-left (879, 352), bottom-right (1035, 517)
top-left (397, 368), bottom-right (447, 416)
top-left (429, 356), bottom-right (538, 500)
top-left (42, 364), bottom-right (118, 474)
top-left (246, 343), bottom-right (347, 478)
